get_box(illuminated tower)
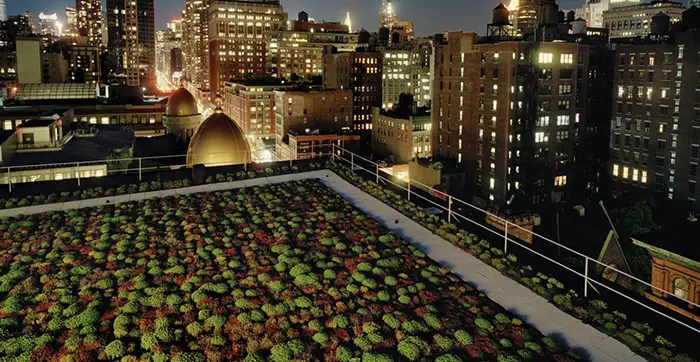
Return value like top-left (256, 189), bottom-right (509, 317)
top-left (345, 11), bottom-right (352, 33)
top-left (0, 0), bottom-right (6, 22)
top-left (379, 0), bottom-right (398, 29)
top-left (76, 0), bottom-right (102, 46)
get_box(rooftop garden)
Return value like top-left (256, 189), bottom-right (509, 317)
top-left (0, 161), bottom-right (325, 210)
top-left (0, 179), bottom-right (578, 361)
top-left (327, 159), bottom-right (698, 362)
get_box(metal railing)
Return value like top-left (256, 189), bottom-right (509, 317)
top-left (2, 143), bottom-right (337, 192)
top-left (329, 144), bottom-right (700, 335)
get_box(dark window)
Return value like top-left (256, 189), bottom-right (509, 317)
top-left (615, 134), bottom-right (621, 144)
top-left (635, 137), bottom-right (640, 148)
top-left (493, 68), bottom-right (499, 78)
top-left (691, 164), bottom-right (697, 177)
top-left (658, 140), bottom-right (666, 150)
top-left (560, 69), bottom-right (573, 79)
top-left (647, 72), bottom-right (654, 82)
top-left (644, 138), bottom-right (650, 149)
top-left (690, 183), bottom-right (697, 195)
top-left (625, 136), bottom-right (631, 146)
top-left (693, 146), bottom-right (699, 158)
top-left (657, 157), bottom-right (665, 167)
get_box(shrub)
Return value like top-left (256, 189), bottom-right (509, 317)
top-left (499, 338), bottom-right (513, 348)
top-left (313, 331), bottom-right (330, 346)
top-left (435, 354), bottom-right (463, 362)
top-left (104, 340), bottom-right (125, 360)
top-left (524, 342), bottom-right (542, 354)
top-left (475, 318), bottom-right (493, 331)
top-left (454, 330), bottom-right (473, 346)
top-left (361, 353), bottom-right (393, 362)
top-left (270, 343), bottom-right (293, 362)
top-left (336, 346), bottom-right (353, 362)
top-left (382, 314), bottom-right (400, 330)
top-left (171, 353), bottom-right (207, 362)
top-left (384, 276), bottom-right (398, 286)
top-left (434, 334), bottom-right (454, 351)
top-left (397, 340), bottom-right (421, 361)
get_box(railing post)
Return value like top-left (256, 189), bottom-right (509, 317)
top-left (448, 196), bottom-right (452, 224)
top-left (351, 153), bottom-right (354, 170)
top-left (504, 220), bottom-right (509, 254)
top-left (407, 179), bottom-right (411, 201)
top-left (375, 164), bottom-right (379, 184)
top-left (76, 162), bottom-right (81, 187)
top-left (138, 158), bottom-right (142, 181)
top-left (6, 167), bottom-right (11, 192)
top-left (584, 257), bottom-right (589, 298)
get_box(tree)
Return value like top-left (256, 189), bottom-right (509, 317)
top-left (620, 200), bottom-right (659, 236)
top-left (106, 148), bottom-right (133, 174)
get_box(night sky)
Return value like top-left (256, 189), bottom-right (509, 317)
top-left (7, 0), bottom-right (582, 35)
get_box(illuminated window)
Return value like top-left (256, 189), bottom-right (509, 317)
top-left (458, 153), bottom-right (462, 163)
top-left (560, 53), bottom-right (573, 64)
top-left (556, 115), bottom-right (570, 126)
top-left (538, 52), bottom-right (553, 64)
top-left (554, 175), bottom-right (567, 186)
top-left (632, 168), bottom-right (639, 181)
top-left (489, 178), bottom-right (495, 190)
top-left (492, 100), bottom-right (497, 111)
top-left (674, 278), bottom-right (689, 299)
top-left (617, 86), bottom-right (624, 98)
top-left (535, 132), bottom-right (548, 143)
top-left (613, 164), bottom-right (619, 177)
top-left (642, 171), bottom-right (648, 184)
top-left (622, 166), bottom-right (629, 179)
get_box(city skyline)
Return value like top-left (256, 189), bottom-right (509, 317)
top-left (8, 0), bottom-right (583, 35)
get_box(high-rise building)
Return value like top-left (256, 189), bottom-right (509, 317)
top-left (221, 79), bottom-right (293, 140)
top-left (345, 12), bottom-right (352, 33)
top-left (182, 0), bottom-right (209, 90)
top-left (65, 41), bottom-right (101, 84)
top-left (16, 38), bottom-right (41, 84)
top-left (38, 13), bottom-right (59, 37)
top-left (76, 0), bottom-right (102, 46)
top-left (323, 49), bottom-right (383, 131)
top-left (610, 12), bottom-right (700, 210)
top-left (106, 0), bottom-right (156, 90)
top-left (0, 0), bottom-right (6, 22)
top-left (156, 19), bottom-right (183, 82)
top-left (273, 88), bottom-right (353, 159)
top-left (207, 0), bottom-right (287, 96)
top-left (63, 6), bottom-right (78, 38)
top-left (575, 0), bottom-right (640, 28)
top-left (603, 1), bottom-right (684, 39)
top-left (379, 0), bottom-right (399, 29)
top-left (269, 13), bottom-right (359, 81)
top-left (381, 38), bottom-right (433, 110)
top-left (432, 31), bottom-right (608, 208)
top-left (20, 11), bottom-right (37, 34)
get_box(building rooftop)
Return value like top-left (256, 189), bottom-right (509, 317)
top-left (8, 128), bottom-right (134, 167)
top-left (0, 131), bottom-right (14, 145)
top-left (381, 106), bottom-right (431, 120)
top-left (18, 119), bottom-right (58, 128)
top-left (636, 217), bottom-right (700, 264)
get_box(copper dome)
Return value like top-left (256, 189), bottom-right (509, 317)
top-left (166, 87), bottom-right (199, 117)
top-left (186, 102), bottom-right (251, 168)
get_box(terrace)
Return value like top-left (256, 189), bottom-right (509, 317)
top-left (0, 147), bottom-right (697, 361)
